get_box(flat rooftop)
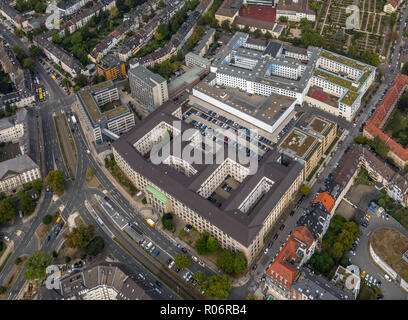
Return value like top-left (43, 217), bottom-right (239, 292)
top-left (307, 86), bottom-right (339, 109)
top-left (194, 80), bottom-right (296, 126)
top-left (279, 128), bottom-right (320, 159)
top-left (77, 81), bottom-right (129, 124)
top-left (301, 114), bottom-right (336, 137)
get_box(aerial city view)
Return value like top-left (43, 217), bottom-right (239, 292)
top-left (0, 0), bottom-right (408, 306)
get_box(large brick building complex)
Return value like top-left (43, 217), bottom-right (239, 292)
top-left (364, 74), bottom-right (408, 169)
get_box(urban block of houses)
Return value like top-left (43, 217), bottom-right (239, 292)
top-left (331, 144), bottom-right (408, 208)
top-left (0, 0), bottom-right (28, 29)
top-left (0, 41), bottom-right (35, 108)
top-left (364, 74), bottom-right (408, 169)
top-left (34, 34), bottom-right (86, 77)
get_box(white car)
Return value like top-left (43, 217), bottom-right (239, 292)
top-left (264, 248), bottom-right (269, 254)
top-left (384, 274), bottom-right (392, 282)
top-left (3, 236), bottom-right (9, 241)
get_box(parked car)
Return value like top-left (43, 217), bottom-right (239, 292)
top-left (273, 233), bottom-right (279, 240)
top-left (384, 274), bottom-right (392, 282)
top-left (279, 224), bottom-right (285, 231)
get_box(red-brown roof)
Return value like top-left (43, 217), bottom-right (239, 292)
top-left (386, 0), bottom-right (400, 8)
top-left (313, 192), bottom-right (335, 213)
top-left (266, 226), bottom-right (314, 287)
top-left (364, 74), bottom-right (408, 161)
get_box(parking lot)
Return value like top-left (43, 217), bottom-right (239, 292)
top-left (345, 204), bottom-right (408, 300)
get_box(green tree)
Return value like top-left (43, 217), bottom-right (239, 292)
top-left (193, 271), bottom-right (206, 284)
top-left (206, 236), bottom-right (220, 254)
top-left (14, 257), bottom-right (22, 265)
top-left (18, 189), bottom-right (34, 216)
top-left (22, 58), bottom-right (35, 71)
top-left (24, 251), bottom-right (53, 281)
top-left (14, 28), bottom-right (23, 37)
top-left (195, 232), bottom-right (209, 254)
top-left (42, 214), bottom-right (53, 225)
top-left (85, 236), bottom-right (105, 256)
top-left (230, 22), bottom-right (240, 32)
top-left (0, 286), bottom-right (6, 294)
top-left (32, 180), bottom-right (43, 193)
top-left (217, 250), bottom-right (235, 274)
top-left (71, 33), bottom-right (83, 46)
top-left (331, 242), bottom-right (344, 261)
top-left (73, 74), bottom-right (88, 88)
top-left (233, 251), bottom-right (247, 274)
top-left (221, 20), bottom-right (231, 32)
top-left (52, 31), bottom-right (62, 44)
top-left (279, 16), bottom-right (288, 23)
top-left (65, 256), bottom-right (71, 263)
top-left (174, 254), bottom-right (190, 270)
top-left (124, 83), bottom-right (131, 94)
top-left (157, 0), bottom-right (165, 9)
top-left (402, 62), bottom-right (408, 76)
top-left (246, 293), bottom-right (258, 300)
top-left (29, 45), bottom-right (42, 57)
top-left (46, 170), bottom-right (66, 195)
top-left (154, 23), bottom-right (170, 41)
top-left (0, 197), bottom-right (16, 223)
top-left (300, 184), bottom-right (311, 195)
top-left (201, 274), bottom-right (232, 300)
top-left (253, 29), bottom-right (263, 38)
top-left (161, 213), bottom-right (175, 232)
top-left (110, 6), bottom-right (119, 19)
top-left (354, 136), bottom-right (368, 144)
top-left (264, 31), bottom-right (272, 39)
top-left (63, 225), bottom-right (95, 249)
top-left (368, 136), bottom-right (389, 158)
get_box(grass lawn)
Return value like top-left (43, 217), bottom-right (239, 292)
top-left (354, 167), bottom-right (375, 186)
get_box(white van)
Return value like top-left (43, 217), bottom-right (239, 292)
top-left (145, 242), bottom-right (153, 250)
top-left (168, 261), bottom-right (175, 269)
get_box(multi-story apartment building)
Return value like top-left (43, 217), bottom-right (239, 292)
top-left (278, 127), bottom-right (323, 179)
top-left (58, 0), bottom-right (92, 17)
top-left (128, 65), bottom-right (169, 113)
top-left (112, 101), bottom-right (304, 263)
top-left (76, 81), bottom-right (135, 142)
top-left (96, 55), bottom-right (127, 81)
top-left (185, 52), bottom-right (211, 71)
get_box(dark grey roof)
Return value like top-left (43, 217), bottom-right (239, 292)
top-left (112, 101), bottom-right (304, 247)
top-left (0, 154), bottom-right (39, 180)
top-left (296, 202), bottom-right (330, 240)
top-left (263, 41), bottom-right (283, 57)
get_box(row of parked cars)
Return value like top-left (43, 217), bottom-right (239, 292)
top-left (139, 239), bottom-right (160, 257)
